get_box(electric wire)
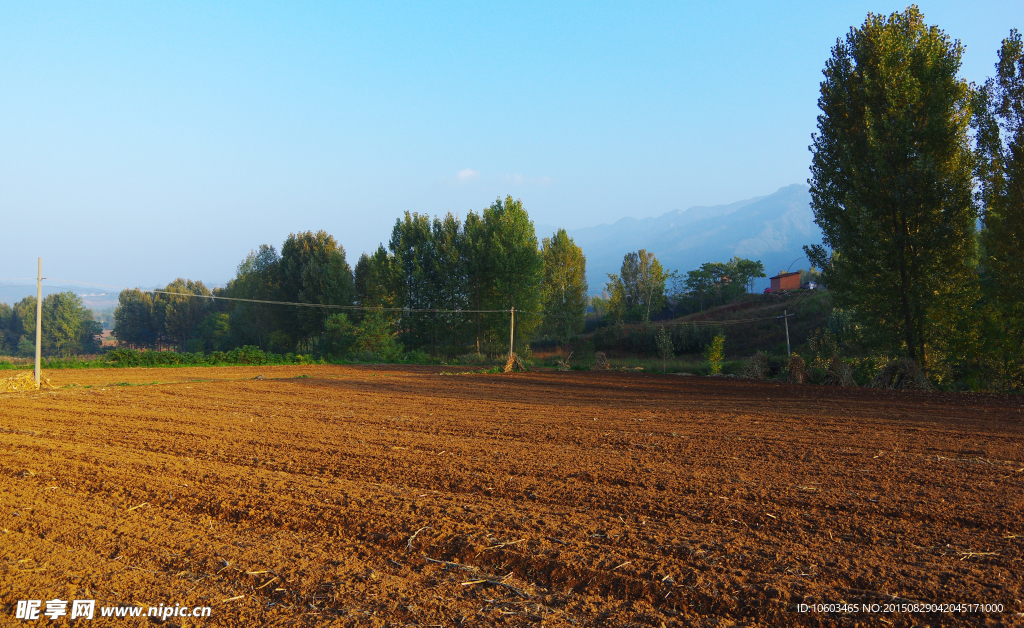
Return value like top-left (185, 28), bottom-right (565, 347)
top-left (14, 277), bottom-right (810, 324)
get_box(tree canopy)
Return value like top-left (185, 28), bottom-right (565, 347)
top-left (540, 229), bottom-right (588, 345)
top-left (805, 6), bottom-right (976, 369)
top-left (606, 250), bottom-right (671, 322)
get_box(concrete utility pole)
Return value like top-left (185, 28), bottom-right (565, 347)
top-left (509, 307), bottom-right (515, 357)
top-left (778, 309), bottom-right (795, 356)
top-left (35, 257), bottom-right (42, 386)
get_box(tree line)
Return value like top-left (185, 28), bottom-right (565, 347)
top-left (0, 293), bottom-right (102, 357)
top-left (112, 196), bottom-right (591, 359)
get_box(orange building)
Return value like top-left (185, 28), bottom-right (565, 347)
top-left (769, 271), bottom-right (801, 292)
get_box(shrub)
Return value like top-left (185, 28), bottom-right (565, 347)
top-left (744, 351), bottom-right (771, 379)
top-left (869, 358), bottom-right (932, 391)
top-left (787, 354), bottom-right (809, 384)
top-left (822, 355), bottom-right (857, 386)
top-left (705, 334), bottom-right (725, 375)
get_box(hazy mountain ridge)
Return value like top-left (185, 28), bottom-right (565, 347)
top-left (537, 184), bottom-right (822, 293)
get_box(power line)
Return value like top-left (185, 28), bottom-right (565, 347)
top-left (43, 277), bottom-right (538, 315)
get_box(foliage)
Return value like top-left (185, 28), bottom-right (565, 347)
top-left (705, 334), bottom-right (725, 375)
top-left (103, 346), bottom-right (316, 367)
top-left (655, 325), bottom-right (674, 371)
top-left (593, 321), bottom-right (723, 356)
top-left (806, 327), bottom-right (840, 371)
top-left (279, 231), bottom-right (355, 351)
top-left (540, 229), bottom-right (588, 345)
top-left (806, 6), bottom-right (977, 374)
top-left (869, 358), bottom-right (933, 390)
top-left (323, 313), bottom-right (358, 358)
top-left (352, 311), bottom-right (403, 360)
top-left (41, 292), bottom-right (101, 357)
top-left (606, 250), bottom-right (671, 322)
top-left (0, 293), bottom-right (99, 357)
top-left (743, 351), bottom-right (771, 379)
top-left (484, 196), bottom-right (544, 352)
top-left (227, 244), bottom-right (281, 350)
top-left (354, 245), bottom-right (399, 311)
top-left (158, 279), bottom-right (213, 350)
top-left (679, 257), bottom-right (765, 311)
top-left (973, 29), bottom-right (1024, 389)
top-left (822, 356), bottom-right (857, 387)
top-left (113, 289), bottom-right (156, 349)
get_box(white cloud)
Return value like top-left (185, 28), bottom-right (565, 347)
top-left (457, 169), bottom-right (480, 182)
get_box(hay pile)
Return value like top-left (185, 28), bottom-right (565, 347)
top-left (870, 358), bottom-right (932, 391)
top-left (0, 372), bottom-right (54, 393)
top-left (786, 354), bottom-right (809, 384)
top-left (591, 352), bottom-right (611, 370)
top-left (503, 353), bottom-right (529, 373)
top-left (743, 352), bottom-right (771, 380)
top-left (822, 356), bottom-right (857, 387)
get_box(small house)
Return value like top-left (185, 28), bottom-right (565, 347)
top-left (769, 271), bottom-right (801, 292)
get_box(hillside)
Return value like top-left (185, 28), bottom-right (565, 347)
top-left (676, 289), bottom-right (832, 356)
top-left (584, 289), bottom-right (831, 359)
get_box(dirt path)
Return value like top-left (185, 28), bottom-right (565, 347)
top-left (2, 365), bottom-right (1022, 626)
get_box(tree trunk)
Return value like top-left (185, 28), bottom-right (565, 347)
top-left (898, 252), bottom-right (917, 364)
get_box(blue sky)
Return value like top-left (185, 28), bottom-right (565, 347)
top-left (1, 1), bottom-right (1018, 292)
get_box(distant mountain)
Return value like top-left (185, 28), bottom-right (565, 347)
top-left (536, 184), bottom-right (822, 293)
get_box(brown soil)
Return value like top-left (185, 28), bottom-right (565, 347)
top-left (1, 365), bottom-right (1022, 627)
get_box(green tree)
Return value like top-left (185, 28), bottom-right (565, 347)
top-left (540, 229), bottom-right (588, 345)
top-left (482, 196), bottom-right (543, 353)
top-left (682, 266), bottom-right (714, 311)
top-left (729, 257), bottom-right (767, 294)
top-left (462, 210), bottom-right (491, 353)
top-left (39, 292), bottom-right (100, 356)
top-left (279, 231), bottom-right (354, 350)
top-left (354, 245), bottom-right (399, 310)
top-left (41, 292), bottom-right (82, 357)
top-left (156, 279), bottom-right (212, 350)
top-left (607, 250), bottom-right (670, 322)
top-left (323, 313), bottom-right (358, 357)
top-left (389, 212), bottom-right (436, 350)
top-left (11, 296), bottom-right (36, 356)
top-left (805, 7), bottom-right (977, 370)
top-left (589, 292), bottom-right (610, 319)
top-left (431, 213), bottom-right (471, 354)
top-left (191, 312), bottom-right (230, 352)
top-left (974, 29), bottom-right (1024, 387)
top-left (353, 311), bottom-right (402, 360)
top-left (0, 303), bottom-right (13, 354)
top-left (227, 244), bottom-right (281, 349)
top-left (113, 288), bottom-right (157, 348)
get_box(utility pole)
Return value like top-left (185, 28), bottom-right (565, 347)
top-left (35, 257), bottom-right (42, 386)
top-left (509, 307), bottom-right (515, 357)
top-left (777, 309), bottom-right (795, 356)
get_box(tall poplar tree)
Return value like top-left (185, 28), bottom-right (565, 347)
top-left (973, 29), bottom-right (1024, 386)
top-left (541, 229), bottom-right (588, 345)
top-left (805, 6), bottom-right (976, 369)
top-left (606, 249), bottom-right (670, 322)
top-left (279, 231), bottom-right (354, 350)
top-left (482, 196), bottom-right (543, 353)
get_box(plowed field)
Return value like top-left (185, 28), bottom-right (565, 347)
top-left (2, 365), bottom-right (1022, 627)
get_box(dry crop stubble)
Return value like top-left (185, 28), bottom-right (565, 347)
top-left (0, 364), bottom-right (1022, 626)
